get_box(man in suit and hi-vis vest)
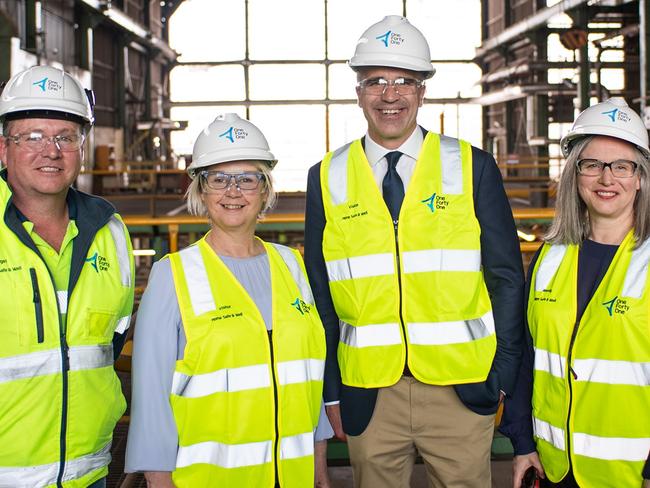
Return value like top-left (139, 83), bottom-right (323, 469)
top-left (304, 16), bottom-right (525, 488)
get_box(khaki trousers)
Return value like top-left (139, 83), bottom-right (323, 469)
top-left (347, 377), bottom-right (495, 488)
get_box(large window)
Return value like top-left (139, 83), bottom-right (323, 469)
top-left (169, 0), bottom-right (482, 191)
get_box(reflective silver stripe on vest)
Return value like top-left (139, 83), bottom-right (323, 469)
top-left (56, 290), bottom-right (68, 314)
top-left (327, 143), bottom-right (353, 205)
top-left (171, 364), bottom-right (270, 399)
top-left (326, 253), bottom-right (394, 282)
top-left (533, 417), bottom-right (566, 451)
top-left (533, 347), bottom-right (566, 379)
top-left (107, 216), bottom-right (132, 287)
top-left (0, 345), bottom-right (113, 384)
top-left (573, 432), bottom-right (650, 462)
top-left (176, 439), bottom-right (272, 469)
top-left (339, 322), bottom-right (402, 348)
top-left (439, 135), bottom-right (463, 195)
top-left (115, 315), bottom-right (131, 334)
top-left (277, 359), bottom-right (325, 385)
top-left (180, 245), bottom-right (216, 316)
top-left (271, 243), bottom-right (314, 304)
top-left (402, 249), bottom-right (481, 273)
top-left (573, 358), bottom-right (650, 386)
top-left (622, 237), bottom-right (650, 298)
top-left (407, 311), bottom-right (495, 346)
top-left (280, 432), bottom-right (314, 460)
top-left (535, 244), bottom-right (567, 292)
top-left (0, 441), bottom-right (111, 487)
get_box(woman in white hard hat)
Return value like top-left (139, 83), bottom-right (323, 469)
top-left (125, 114), bottom-right (329, 488)
top-left (500, 98), bottom-right (650, 488)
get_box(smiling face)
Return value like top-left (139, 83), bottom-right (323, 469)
top-left (200, 161), bottom-right (268, 235)
top-left (0, 118), bottom-right (84, 203)
top-left (356, 67), bottom-right (426, 149)
top-left (577, 135), bottom-right (640, 229)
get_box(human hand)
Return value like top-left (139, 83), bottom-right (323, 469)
top-left (512, 452), bottom-right (545, 488)
top-left (325, 404), bottom-right (346, 441)
top-left (144, 471), bottom-right (176, 488)
top-left (642, 478), bottom-right (649, 488)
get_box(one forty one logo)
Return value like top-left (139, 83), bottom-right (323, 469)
top-left (291, 297), bottom-right (311, 315)
top-left (218, 126), bottom-right (248, 143)
top-left (32, 77), bottom-right (62, 93)
top-left (85, 251), bottom-right (109, 273)
top-left (420, 193), bottom-right (449, 213)
top-left (602, 295), bottom-right (629, 316)
top-left (602, 108), bottom-right (631, 123)
top-left (375, 30), bottom-right (404, 48)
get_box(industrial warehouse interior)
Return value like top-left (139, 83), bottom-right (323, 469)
top-left (1, 0), bottom-right (648, 487)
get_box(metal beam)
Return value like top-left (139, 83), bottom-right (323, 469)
top-left (475, 0), bottom-right (589, 58)
top-left (78, 0), bottom-right (177, 61)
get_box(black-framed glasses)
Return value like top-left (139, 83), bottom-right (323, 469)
top-left (199, 170), bottom-right (266, 192)
top-left (357, 77), bottom-right (424, 96)
top-left (576, 158), bottom-right (638, 178)
top-left (4, 131), bottom-right (84, 153)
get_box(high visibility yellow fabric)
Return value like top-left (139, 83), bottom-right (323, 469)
top-left (320, 133), bottom-right (495, 388)
top-left (168, 237), bottom-right (325, 488)
top-left (0, 182), bottom-right (134, 487)
top-left (528, 233), bottom-right (650, 487)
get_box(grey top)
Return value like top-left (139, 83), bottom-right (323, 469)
top-left (125, 251), bottom-right (332, 473)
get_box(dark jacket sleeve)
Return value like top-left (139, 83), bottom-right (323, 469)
top-left (498, 248), bottom-right (541, 455)
top-left (454, 147), bottom-right (526, 415)
top-left (304, 162), bottom-right (342, 404)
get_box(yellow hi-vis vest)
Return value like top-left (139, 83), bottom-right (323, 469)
top-left (0, 184), bottom-right (133, 487)
top-left (320, 133), bottom-right (495, 388)
top-left (528, 233), bottom-right (650, 487)
top-left (168, 237), bottom-right (326, 488)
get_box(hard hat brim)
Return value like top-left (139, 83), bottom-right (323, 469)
top-left (349, 55), bottom-right (435, 79)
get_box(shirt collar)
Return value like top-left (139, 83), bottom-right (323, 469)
top-left (365, 125), bottom-right (423, 167)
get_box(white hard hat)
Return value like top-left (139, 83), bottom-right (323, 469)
top-left (188, 113), bottom-right (277, 178)
top-left (0, 65), bottom-right (94, 126)
top-left (349, 16), bottom-right (435, 79)
top-left (560, 97), bottom-right (650, 159)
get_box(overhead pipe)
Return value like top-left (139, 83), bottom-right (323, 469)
top-left (475, 0), bottom-right (589, 58)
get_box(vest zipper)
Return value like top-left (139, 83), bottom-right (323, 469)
top-left (268, 330), bottom-right (281, 488)
top-left (564, 319), bottom-right (581, 477)
top-left (393, 219), bottom-right (409, 370)
top-left (29, 268), bottom-right (44, 343)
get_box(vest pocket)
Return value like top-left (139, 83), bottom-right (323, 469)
top-left (29, 268), bottom-right (44, 343)
top-left (85, 309), bottom-right (117, 341)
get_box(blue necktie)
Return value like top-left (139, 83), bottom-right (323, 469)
top-left (382, 151), bottom-right (404, 220)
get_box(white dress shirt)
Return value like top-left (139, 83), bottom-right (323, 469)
top-left (364, 126), bottom-right (424, 193)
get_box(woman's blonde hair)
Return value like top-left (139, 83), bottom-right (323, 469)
top-left (546, 136), bottom-right (650, 247)
top-left (185, 161), bottom-right (277, 218)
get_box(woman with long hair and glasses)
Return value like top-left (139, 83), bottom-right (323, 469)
top-left (500, 98), bottom-right (650, 488)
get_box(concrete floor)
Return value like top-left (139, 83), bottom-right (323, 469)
top-left (326, 459), bottom-right (513, 488)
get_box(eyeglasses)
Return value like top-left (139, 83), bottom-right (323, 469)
top-left (576, 158), bottom-right (638, 178)
top-left (357, 77), bottom-right (424, 96)
top-left (199, 171), bottom-right (266, 192)
top-left (4, 131), bottom-right (84, 152)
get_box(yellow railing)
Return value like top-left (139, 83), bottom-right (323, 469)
top-left (124, 209), bottom-right (552, 254)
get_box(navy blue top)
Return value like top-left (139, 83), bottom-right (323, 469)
top-left (304, 128), bottom-right (526, 435)
top-left (499, 239), bottom-right (650, 479)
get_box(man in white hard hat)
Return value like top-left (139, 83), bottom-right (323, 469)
top-left (0, 66), bottom-right (134, 488)
top-left (304, 16), bottom-right (525, 487)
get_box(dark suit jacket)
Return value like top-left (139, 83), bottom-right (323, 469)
top-left (304, 128), bottom-right (525, 436)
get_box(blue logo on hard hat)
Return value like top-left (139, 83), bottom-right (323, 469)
top-left (33, 77), bottom-right (48, 92)
top-left (602, 108), bottom-right (618, 122)
top-left (376, 30), bottom-right (391, 47)
top-left (219, 127), bottom-right (235, 143)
